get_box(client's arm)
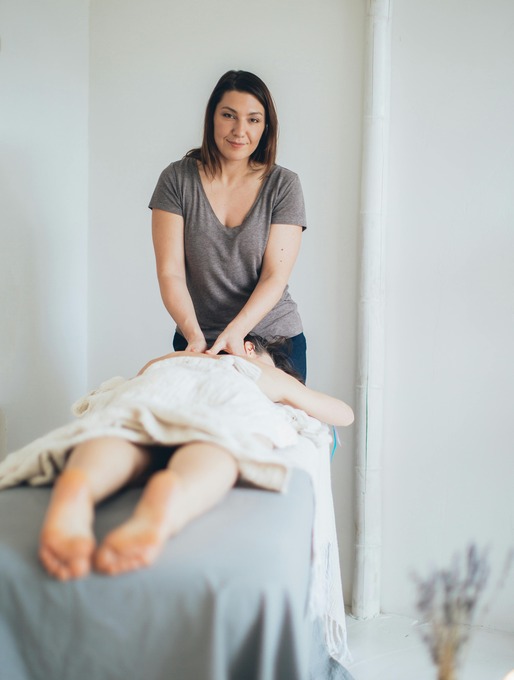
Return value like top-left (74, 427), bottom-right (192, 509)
top-left (255, 361), bottom-right (354, 427)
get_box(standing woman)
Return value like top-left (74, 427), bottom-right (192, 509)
top-left (149, 70), bottom-right (308, 381)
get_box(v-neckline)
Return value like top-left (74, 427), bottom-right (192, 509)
top-left (193, 160), bottom-right (270, 230)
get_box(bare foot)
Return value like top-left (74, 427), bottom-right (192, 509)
top-left (95, 470), bottom-right (182, 575)
top-left (39, 469), bottom-right (96, 580)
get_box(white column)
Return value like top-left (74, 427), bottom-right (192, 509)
top-left (352, 0), bottom-right (392, 619)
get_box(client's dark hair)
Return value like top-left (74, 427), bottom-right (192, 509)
top-left (244, 334), bottom-right (304, 383)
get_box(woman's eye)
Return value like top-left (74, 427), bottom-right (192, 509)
top-left (222, 113), bottom-right (235, 119)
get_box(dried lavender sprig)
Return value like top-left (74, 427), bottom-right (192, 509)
top-left (411, 544), bottom-right (492, 667)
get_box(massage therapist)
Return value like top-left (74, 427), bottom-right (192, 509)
top-left (149, 70), bottom-right (308, 381)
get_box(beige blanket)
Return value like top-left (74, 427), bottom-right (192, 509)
top-left (0, 355), bottom-right (327, 492)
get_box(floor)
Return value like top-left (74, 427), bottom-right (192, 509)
top-left (345, 613), bottom-right (514, 680)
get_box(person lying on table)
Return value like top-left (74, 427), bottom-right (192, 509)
top-left (2, 336), bottom-right (354, 581)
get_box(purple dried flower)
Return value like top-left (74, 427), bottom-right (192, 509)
top-left (412, 544), bottom-right (493, 679)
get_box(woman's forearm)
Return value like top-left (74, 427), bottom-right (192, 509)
top-left (152, 209), bottom-right (204, 347)
top-left (157, 273), bottom-right (203, 342)
top-left (256, 363), bottom-right (355, 427)
top-left (224, 273), bottom-right (286, 337)
top-left (217, 223), bottom-right (302, 338)
top-left (282, 385), bottom-right (355, 427)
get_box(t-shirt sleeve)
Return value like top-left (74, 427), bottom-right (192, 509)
top-left (148, 163), bottom-right (183, 216)
top-left (271, 173), bottom-right (307, 231)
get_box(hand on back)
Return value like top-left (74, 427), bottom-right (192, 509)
top-left (185, 333), bottom-right (208, 353)
top-left (206, 328), bottom-right (245, 357)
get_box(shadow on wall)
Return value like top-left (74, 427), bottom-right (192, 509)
top-left (0, 153), bottom-right (71, 454)
top-left (0, 411), bottom-right (5, 461)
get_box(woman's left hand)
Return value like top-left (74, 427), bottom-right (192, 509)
top-left (206, 329), bottom-right (245, 357)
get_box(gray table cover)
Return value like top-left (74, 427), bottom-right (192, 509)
top-left (0, 469), bottom-right (353, 680)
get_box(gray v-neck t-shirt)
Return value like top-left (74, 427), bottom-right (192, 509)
top-left (149, 156), bottom-right (306, 340)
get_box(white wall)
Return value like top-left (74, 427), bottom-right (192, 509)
top-left (382, 0), bottom-right (514, 632)
top-left (0, 0), bottom-right (89, 454)
top-left (88, 0), bottom-right (364, 602)
top-left (6, 0), bottom-right (509, 636)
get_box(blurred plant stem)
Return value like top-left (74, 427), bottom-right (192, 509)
top-left (412, 544), bottom-right (513, 680)
top-left (437, 647), bottom-right (457, 680)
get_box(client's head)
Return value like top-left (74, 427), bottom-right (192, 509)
top-left (243, 334), bottom-right (304, 383)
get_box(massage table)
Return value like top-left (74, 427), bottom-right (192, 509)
top-left (0, 355), bottom-right (354, 679)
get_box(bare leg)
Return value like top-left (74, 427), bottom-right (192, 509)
top-left (95, 441), bottom-right (238, 575)
top-left (39, 437), bottom-right (151, 580)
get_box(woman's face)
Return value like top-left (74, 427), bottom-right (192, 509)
top-left (213, 90), bottom-right (266, 163)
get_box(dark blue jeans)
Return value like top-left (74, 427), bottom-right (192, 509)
top-left (172, 332), bottom-right (307, 383)
top-left (286, 332), bottom-right (307, 383)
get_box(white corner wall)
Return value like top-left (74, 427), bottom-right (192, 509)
top-left (2, 0), bottom-right (512, 635)
top-left (1, 0), bottom-right (363, 608)
top-left (88, 0), bottom-right (365, 603)
top-left (0, 0), bottom-right (89, 454)
top-left (382, 0), bottom-right (514, 632)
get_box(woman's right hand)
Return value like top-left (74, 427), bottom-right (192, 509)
top-left (185, 333), bottom-right (208, 353)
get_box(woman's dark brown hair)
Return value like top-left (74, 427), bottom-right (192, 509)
top-left (245, 334), bottom-right (304, 384)
top-left (186, 70), bottom-right (279, 179)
